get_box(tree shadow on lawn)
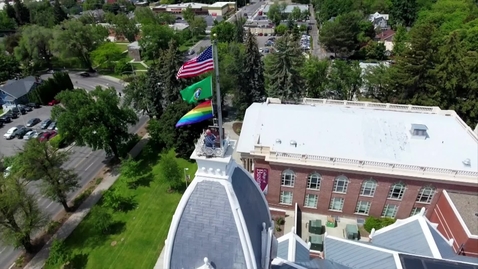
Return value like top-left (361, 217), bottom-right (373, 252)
top-left (70, 253), bottom-right (89, 269)
top-left (68, 218), bottom-right (127, 250)
top-left (127, 172), bottom-right (154, 190)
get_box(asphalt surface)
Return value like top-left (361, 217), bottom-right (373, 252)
top-left (0, 73), bottom-right (148, 268)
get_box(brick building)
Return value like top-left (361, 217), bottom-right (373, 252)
top-left (237, 98), bottom-right (478, 220)
top-left (429, 190), bottom-right (478, 257)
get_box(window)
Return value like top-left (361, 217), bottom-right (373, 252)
top-left (281, 169), bottom-right (295, 187)
top-left (416, 186), bottom-right (435, 204)
top-left (355, 201), bottom-right (371, 215)
top-left (333, 175), bottom-right (349, 193)
top-left (307, 173), bottom-right (321, 190)
top-left (410, 207), bottom-right (421, 216)
top-left (329, 197), bottom-right (345, 211)
top-left (360, 179), bottom-right (377, 197)
top-left (304, 194), bottom-right (318, 208)
top-left (388, 183), bottom-right (406, 200)
top-left (280, 191), bottom-right (293, 205)
top-left (382, 204), bottom-right (399, 218)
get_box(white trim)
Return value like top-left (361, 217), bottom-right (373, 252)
top-left (287, 229), bottom-right (296, 262)
top-left (418, 216), bottom-right (442, 258)
top-left (264, 228), bottom-right (273, 269)
top-left (434, 204), bottom-right (460, 251)
top-left (424, 217), bottom-right (455, 247)
top-left (443, 190), bottom-right (478, 238)
top-left (270, 207), bottom-right (287, 213)
top-left (373, 213), bottom-right (422, 236)
top-left (270, 257), bottom-right (308, 269)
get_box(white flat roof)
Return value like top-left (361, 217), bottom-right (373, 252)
top-left (237, 100), bottom-right (478, 173)
top-left (209, 1), bottom-right (235, 7)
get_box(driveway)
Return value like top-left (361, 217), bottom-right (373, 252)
top-left (0, 74), bottom-right (148, 268)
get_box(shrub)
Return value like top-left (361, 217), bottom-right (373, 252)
top-left (363, 216), bottom-right (396, 232)
top-left (46, 239), bottom-right (70, 266)
top-left (45, 221), bottom-right (61, 235)
top-left (89, 207), bottom-right (114, 234)
top-left (102, 189), bottom-right (136, 212)
top-left (49, 134), bottom-right (62, 149)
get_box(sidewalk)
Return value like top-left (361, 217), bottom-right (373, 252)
top-left (24, 134), bottom-right (151, 269)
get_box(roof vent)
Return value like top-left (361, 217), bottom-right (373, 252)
top-left (463, 158), bottom-right (471, 166)
top-left (275, 139), bottom-right (281, 144)
top-left (290, 140), bottom-right (297, 147)
top-left (410, 124), bottom-right (429, 139)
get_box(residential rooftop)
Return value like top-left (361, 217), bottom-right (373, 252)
top-left (447, 191), bottom-right (478, 235)
top-left (237, 98), bottom-right (478, 183)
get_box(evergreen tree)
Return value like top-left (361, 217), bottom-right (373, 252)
top-left (265, 33), bottom-right (305, 101)
top-left (13, 0), bottom-right (30, 26)
top-left (4, 1), bottom-right (17, 25)
top-left (158, 40), bottom-right (186, 107)
top-left (234, 31), bottom-right (266, 119)
top-left (53, 0), bottom-right (68, 25)
top-left (390, 0), bottom-right (417, 27)
top-left (234, 16), bottom-right (245, 43)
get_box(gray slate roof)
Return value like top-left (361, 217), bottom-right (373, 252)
top-left (169, 180), bottom-right (246, 268)
top-left (1, 76), bottom-right (39, 99)
top-left (169, 167), bottom-right (271, 268)
top-left (277, 239), bottom-right (290, 261)
top-left (277, 233), bottom-right (311, 262)
top-left (324, 236), bottom-right (398, 269)
top-left (230, 166), bottom-right (272, 267)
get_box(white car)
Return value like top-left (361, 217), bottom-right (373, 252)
top-left (23, 130), bottom-right (35, 140)
top-left (4, 127), bottom-right (17, 139)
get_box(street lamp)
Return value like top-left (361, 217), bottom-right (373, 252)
top-left (184, 168), bottom-right (190, 188)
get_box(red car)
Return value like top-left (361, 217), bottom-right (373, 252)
top-left (38, 131), bottom-right (57, 142)
top-left (48, 99), bottom-right (60, 106)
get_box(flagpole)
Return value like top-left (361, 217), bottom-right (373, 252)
top-left (212, 36), bottom-right (225, 149)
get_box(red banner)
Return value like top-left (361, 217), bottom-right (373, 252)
top-left (254, 168), bottom-right (268, 192)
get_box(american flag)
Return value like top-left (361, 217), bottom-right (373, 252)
top-left (176, 46), bottom-right (214, 79)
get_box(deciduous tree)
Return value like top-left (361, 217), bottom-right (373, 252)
top-left (139, 24), bottom-right (177, 61)
top-left (109, 13), bottom-right (139, 42)
top-left (90, 42), bottom-right (124, 70)
top-left (319, 11), bottom-right (363, 58)
top-left (327, 60), bottom-right (362, 100)
top-left (300, 57), bottom-right (330, 98)
top-left (211, 21), bottom-right (236, 43)
top-left (53, 0), bottom-right (68, 25)
top-left (390, 0), bottom-right (417, 27)
top-left (0, 11), bottom-right (16, 30)
top-left (52, 87), bottom-right (139, 160)
top-left (14, 25), bottom-right (55, 72)
top-left (159, 150), bottom-right (182, 191)
top-left (123, 67), bottom-right (164, 118)
top-left (134, 7), bottom-right (160, 25)
top-left (18, 139), bottom-right (80, 212)
top-left (12, 0), bottom-right (30, 26)
top-left (0, 53), bottom-right (21, 82)
top-left (52, 20), bottom-right (108, 71)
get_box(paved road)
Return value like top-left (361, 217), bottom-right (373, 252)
top-left (0, 74), bottom-right (148, 268)
top-left (309, 5), bottom-right (333, 59)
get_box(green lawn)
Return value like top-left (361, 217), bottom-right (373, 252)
top-left (131, 62), bottom-right (148, 70)
top-left (45, 150), bottom-right (197, 269)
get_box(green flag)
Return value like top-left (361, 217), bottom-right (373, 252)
top-left (180, 76), bottom-right (213, 104)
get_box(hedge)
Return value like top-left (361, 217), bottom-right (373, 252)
top-left (27, 72), bottom-right (74, 105)
top-left (363, 216), bottom-right (396, 233)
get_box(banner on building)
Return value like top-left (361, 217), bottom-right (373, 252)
top-left (254, 168), bottom-right (269, 193)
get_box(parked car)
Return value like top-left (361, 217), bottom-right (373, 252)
top-left (0, 114), bottom-right (12, 123)
top-left (6, 111), bottom-right (18, 119)
top-left (23, 130), bottom-right (36, 140)
top-left (47, 121), bottom-right (56, 130)
top-left (27, 102), bottom-right (41, 109)
top-left (48, 99), bottom-right (60, 106)
top-left (0, 121), bottom-right (3, 127)
top-left (10, 107), bottom-right (26, 115)
top-left (40, 119), bottom-right (52, 129)
top-left (79, 72), bottom-right (90, 77)
top-left (14, 127), bottom-right (32, 139)
top-left (26, 118), bottom-right (41, 127)
top-left (18, 104), bottom-right (32, 112)
top-left (32, 131), bottom-right (44, 139)
top-left (4, 127), bottom-right (17, 139)
top-left (38, 130), bottom-right (57, 142)
top-left (187, 50), bottom-right (195, 55)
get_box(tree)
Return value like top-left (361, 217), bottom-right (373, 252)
top-left (14, 25), bottom-right (55, 72)
top-left (390, 0), bottom-right (417, 27)
top-left (159, 150), bottom-right (182, 191)
top-left (110, 13), bottom-right (139, 42)
top-left (265, 33), bottom-right (305, 100)
top-left (90, 207), bottom-right (113, 234)
top-left (234, 32), bottom-right (266, 119)
top-left (147, 102), bottom-right (210, 159)
top-left (327, 60), bottom-right (362, 100)
top-left (267, 3), bottom-right (283, 26)
top-left (53, 20), bottom-right (108, 71)
top-left (364, 41), bottom-right (386, 60)
top-left (182, 6), bottom-right (195, 23)
top-left (53, 0), bottom-right (68, 25)
top-left (29, 0), bottom-right (55, 28)
top-left (362, 64), bottom-right (393, 101)
top-left (289, 7), bottom-right (302, 21)
top-left (317, 0), bottom-right (353, 23)
top-left (134, 7), bottom-right (160, 25)
top-left (52, 87), bottom-right (139, 160)
top-left (234, 16), bottom-right (245, 43)
top-left (211, 21), bottom-right (236, 43)
top-left (18, 139), bottom-right (79, 212)
top-left (90, 42), bottom-right (124, 70)
top-left (300, 57), bottom-right (330, 98)
top-left (0, 171), bottom-right (45, 253)
top-left (3, 32), bottom-right (21, 54)
top-left (0, 53), bottom-right (21, 82)
top-left (0, 11), bottom-right (16, 30)
top-left (4, 2), bottom-right (16, 26)
top-left (82, 0), bottom-right (103, 10)
top-left (189, 17), bottom-right (207, 39)
top-left (139, 24), bottom-right (177, 61)
top-left (392, 26), bottom-right (408, 56)
top-left (319, 12), bottom-right (363, 58)
top-left (157, 40), bottom-right (186, 106)
top-left (12, 0), bottom-right (30, 26)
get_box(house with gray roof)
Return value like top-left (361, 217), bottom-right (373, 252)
top-left (0, 76), bottom-right (42, 108)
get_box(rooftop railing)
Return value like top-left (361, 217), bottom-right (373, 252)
top-left (194, 132), bottom-right (230, 158)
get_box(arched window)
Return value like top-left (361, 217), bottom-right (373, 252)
top-left (416, 186), bottom-right (435, 204)
top-left (360, 179), bottom-right (377, 197)
top-left (281, 169), bottom-right (295, 187)
top-left (388, 183), bottom-right (406, 200)
top-left (333, 175), bottom-right (349, 193)
top-left (307, 173), bottom-right (321, 190)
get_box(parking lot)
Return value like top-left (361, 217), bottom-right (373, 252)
top-left (0, 105), bottom-right (53, 157)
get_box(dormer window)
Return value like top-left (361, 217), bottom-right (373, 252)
top-left (410, 124), bottom-right (428, 139)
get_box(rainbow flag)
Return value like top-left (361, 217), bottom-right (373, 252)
top-left (175, 100), bottom-right (214, 127)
